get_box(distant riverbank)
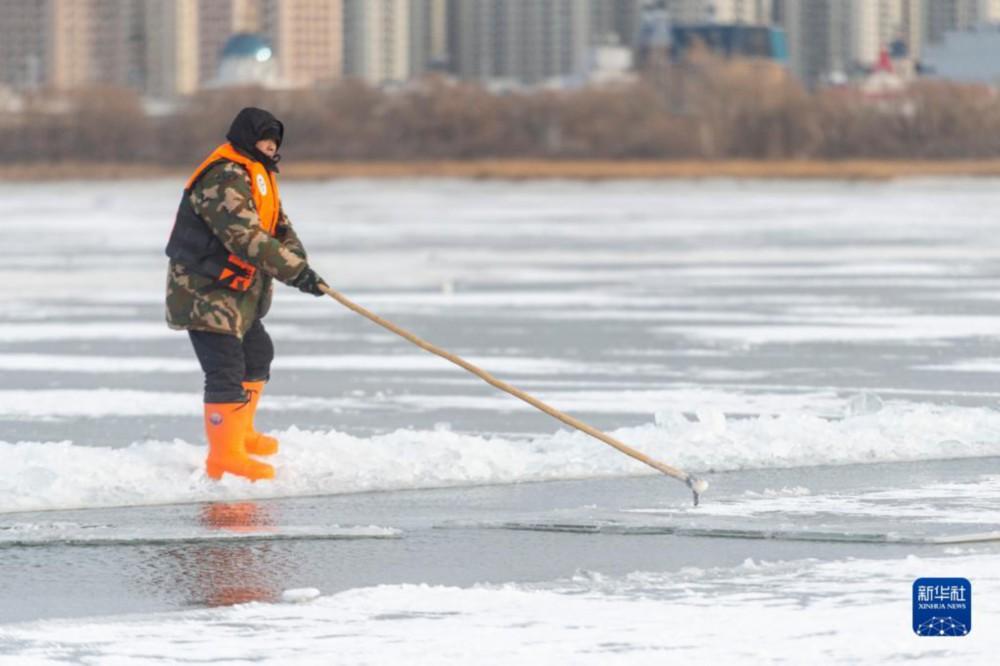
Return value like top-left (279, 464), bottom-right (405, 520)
top-left (8, 159), bottom-right (1000, 182)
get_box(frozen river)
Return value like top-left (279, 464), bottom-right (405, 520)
top-left (1, 178), bottom-right (999, 663)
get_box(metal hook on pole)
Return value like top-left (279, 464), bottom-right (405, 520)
top-left (319, 285), bottom-right (708, 505)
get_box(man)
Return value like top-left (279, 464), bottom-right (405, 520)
top-left (165, 107), bottom-right (327, 481)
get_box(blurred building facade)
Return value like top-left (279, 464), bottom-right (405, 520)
top-left (0, 0), bottom-right (140, 90)
top-left (924, 0), bottom-right (1000, 44)
top-left (410, 0), bottom-right (450, 76)
top-left (664, 0), bottom-right (773, 23)
top-left (590, 0), bottom-right (644, 45)
top-left (261, 0), bottom-right (343, 87)
top-left (775, 0), bottom-right (1000, 86)
top-left (144, 0), bottom-right (200, 98)
top-left (450, 0), bottom-right (591, 86)
top-left (6, 0), bottom-right (1000, 97)
top-left (0, 0), bottom-right (47, 89)
top-left (343, 0), bottom-right (409, 84)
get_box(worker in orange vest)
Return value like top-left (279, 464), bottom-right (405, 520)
top-left (165, 107), bottom-right (327, 481)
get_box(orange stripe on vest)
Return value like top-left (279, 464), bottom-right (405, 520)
top-left (186, 143), bottom-right (281, 291)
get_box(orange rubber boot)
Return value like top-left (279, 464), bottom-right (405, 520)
top-left (204, 402), bottom-right (275, 481)
top-left (242, 380), bottom-right (279, 456)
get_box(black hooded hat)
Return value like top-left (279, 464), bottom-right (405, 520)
top-left (226, 107), bottom-right (284, 173)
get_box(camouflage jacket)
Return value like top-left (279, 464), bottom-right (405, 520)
top-left (165, 161), bottom-right (308, 338)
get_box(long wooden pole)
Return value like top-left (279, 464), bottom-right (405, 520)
top-left (320, 285), bottom-right (708, 505)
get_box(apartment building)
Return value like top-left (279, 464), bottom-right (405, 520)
top-left (451, 0), bottom-right (591, 86)
top-left (261, 0), bottom-right (343, 87)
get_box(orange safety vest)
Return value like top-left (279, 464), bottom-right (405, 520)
top-left (184, 143), bottom-right (281, 291)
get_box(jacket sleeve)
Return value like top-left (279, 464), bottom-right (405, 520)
top-left (189, 162), bottom-right (306, 284)
top-left (276, 208), bottom-right (308, 261)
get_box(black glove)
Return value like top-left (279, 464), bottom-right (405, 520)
top-left (290, 266), bottom-right (327, 297)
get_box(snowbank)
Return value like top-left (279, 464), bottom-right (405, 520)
top-left (3, 400), bottom-right (1000, 513)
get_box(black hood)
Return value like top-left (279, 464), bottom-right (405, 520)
top-left (225, 107), bottom-right (284, 173)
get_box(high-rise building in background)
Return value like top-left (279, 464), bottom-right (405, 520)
top-left (590, 0), bottom-right (643, 46)
top-left (261, 0), bottom-right (343, 87)
top-left (777, 0), bottom-right (929, 86)
top-left (452, 0), bottom-right (591, 86)
top-left (924, 0), bottom-right (980, 44)
top-left (849, 1), bottom-right (918, 66)
top-left (50, 0), bottom-right (146, 90)
top-left (144, 0), bottom-right (199, 98)
top-left (708, 0), bottom-right (773, 23)
top-left (410, 0), bottom-right (449, 75)
top-left (7, 0), bottom-right (1000, 97)
top-left (761, 0), bottom-right (1000, 79)
top-left (655, 0), bottom-right (772, 23)
top-left (0, 0), bottom-right (49, 89)
top-left (776, 0), bottom-right (849, 86)
top-left (343, 0), bottom-right (409, 83)
top-left (635, 0), bottom-right (673, 67)
top-left (983, 0), bottom-right (1000, 21)
top-left (659, 0), bottom-right (706, 23)
top-left (897, 0), bottom-right (924, 60)
top-left (0, 0), bottom-right (140, 91)
top-left (90, 0), bottom-right (144, 88)
top-left (46, 0), bottom-right (97, 89)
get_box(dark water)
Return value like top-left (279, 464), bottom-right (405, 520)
top-left (3, 458), bottom-right (997, 623)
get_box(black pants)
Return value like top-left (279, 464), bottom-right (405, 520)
top-left (189, 319), bottom-right (274, 403)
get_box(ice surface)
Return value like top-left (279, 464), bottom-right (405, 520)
top-left (1, 552), bottom-right (996, 664)
top-left (657, 476), bottom-right (1000, 524)
top-left (280, 588), bottom-right (321, 604)
top-left (0, 321), bottom-right (335, 342)
top-left (6, 178), bottom-right (1000, 650)
top-left (611, 474), bottom-right (1000, 542)
top-left (0, 386), bottom-right (857, 420)
top-left (658, 313), bottom-right (1000, 344)
top-left (0, 389), bottom-right (360, 419)
top-left (0, 520), bottom-right (401, 546)
top-left (0, 352), bottom-right (646, 376)
top-left (920, 357), bottom-right (1000, 373)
